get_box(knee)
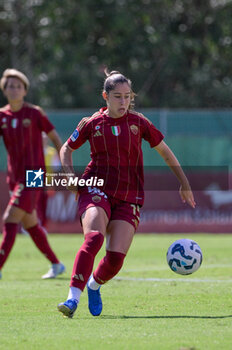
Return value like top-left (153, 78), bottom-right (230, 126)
top-left (2, 205), bottom-right (22, 224)
top-left (105, 250), bottom-right (126, 273)
top-left (2, 214), bottom-right (17, 225)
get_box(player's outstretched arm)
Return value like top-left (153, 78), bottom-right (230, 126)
top-left (154, 140), bottom-right (196, 208)
top-left (47, 129), bottom-right (63, 154)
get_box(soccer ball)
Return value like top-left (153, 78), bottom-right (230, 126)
top-left (166, 239), bottom-right (203, 275)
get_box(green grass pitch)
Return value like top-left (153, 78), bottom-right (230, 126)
top-left (0, 233), bottom-right (231, 350)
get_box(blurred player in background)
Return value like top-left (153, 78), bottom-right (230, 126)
top-left (57, 69), bottom-right (196, 318)
top-left (0, 68), bottom-right (65, 280)
top-left (36, 132), bottom-right (62, 228)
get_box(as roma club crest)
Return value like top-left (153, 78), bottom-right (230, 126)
top-left (22, 118), bottom-right (31, 127)
top-left (130, 124), bottom-right (138, 135)
top-left (111, 125), bottom-right (121, 136)
top-left (92, 195), bottom-right (101, 203)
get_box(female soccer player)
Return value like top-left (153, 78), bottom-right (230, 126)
top-left (0, 68), bottom-right (65, 279)
top-left (58, 69), bottom-right (196, 318)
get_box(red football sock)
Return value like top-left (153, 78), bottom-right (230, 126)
top-left (70, 231), bottom-right (104, 291)
top-left (93, 250), bottom-right (126, 285)
top-left (27, 224), bottom-right (59, 264)
top-left (0, 223), bottom-right (18, 269)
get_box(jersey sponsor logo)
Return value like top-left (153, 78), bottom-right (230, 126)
top-left (130, 124), bottom-right (138, 135)
top-left (94, 130), bottom-right (102, 137)
top-left (111, 125), bottom-right (121, 136)
top-left (22, 118), bottom-right (31, 127)
top-left (11, 118), bottom-right (18, 128)
top-left (26, 168), bottom-right (44, 187)
top-left (70, 129), bottom-right (79, 141)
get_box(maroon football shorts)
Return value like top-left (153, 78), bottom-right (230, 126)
top-left (78, 187), bottom-right (140, 230)
top-left (9, 183), bottom-right (40, 213)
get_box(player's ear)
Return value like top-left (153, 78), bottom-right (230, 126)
top-left (102, 91), bottom-right (108, 101)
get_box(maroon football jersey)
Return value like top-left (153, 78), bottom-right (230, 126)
top-left (67, 107), bottom-right (164, 206)
top-left (0, 102), bottom-right (54, 185)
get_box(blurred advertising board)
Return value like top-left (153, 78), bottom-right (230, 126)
top-left (1, 170), bottom-right (232, 233)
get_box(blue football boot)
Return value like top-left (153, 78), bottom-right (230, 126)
top-left (87, 285), bottom-right (103, 316)
top-left (57, 298), bottom-right (78, 318)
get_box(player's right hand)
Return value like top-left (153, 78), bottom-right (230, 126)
top-left (179, 185), bottom-right (196, 208)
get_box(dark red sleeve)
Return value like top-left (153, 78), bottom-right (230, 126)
top-left (141, 116), bottom-right (164, 147)
top-left (67, 117), bottom-right (89, 150)
top-left (37, 108), bottom-right (54, 133)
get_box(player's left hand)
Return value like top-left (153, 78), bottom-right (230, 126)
top-left (179, 185), bottom-right (196, 208)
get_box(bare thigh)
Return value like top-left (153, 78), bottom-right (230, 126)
top-left (3, 204), bottom-right (38, 229)
top-left (21, 210), bottom-right (38, 229)
top-left (3, 205), bottom-right (26, 223)
top-left (106, 220), bottom-right (135, 254)
top-left (81, 206), bottom-right (109, 236)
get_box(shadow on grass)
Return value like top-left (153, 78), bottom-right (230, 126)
top-left (101, 314), bottom-right (232, 319)
top-left (40, 277), bottom-right (71, 281)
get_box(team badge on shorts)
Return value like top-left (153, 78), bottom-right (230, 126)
top-left (92, 195), bottom-right (102, 203)
top-left (26, 168), bottom-right (44, 187)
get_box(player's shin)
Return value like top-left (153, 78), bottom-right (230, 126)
top-left (70, 231), bottom-right (104, 291)
top-left (0, 223), bottom-right (18, 269)
top-left (27, 224), bottom-right (59, 263)
top-left (93, 250), bottom-right (126, 285)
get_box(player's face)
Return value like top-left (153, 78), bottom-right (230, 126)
top-left (4, 77), bottom-right (27, 102)
top-left (104, 83), bottom-right (131, 119)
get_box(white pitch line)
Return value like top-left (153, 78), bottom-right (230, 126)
top-left (114, 276), bottom-right (232, 283)
top-left (202, 264), bottom-right (232, 269)
top-left (124, 264), bottom-right (232, 272)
